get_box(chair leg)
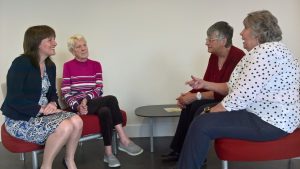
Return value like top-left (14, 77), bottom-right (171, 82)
top-left (79, 141), bottom-right (83, 148)
top-left (288, 159), bottom-right (292, 169)
top-left (112, 130), bottom-right (118, 155)
top-left (222, 160), bottom-right (228, 169)
top-left (32, 151), bottom-right (39, 169)
top-left (19, 153), bottom-right (25, 161)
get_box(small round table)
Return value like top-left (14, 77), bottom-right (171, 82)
top-left (135, 104), bottom-right (181, 152)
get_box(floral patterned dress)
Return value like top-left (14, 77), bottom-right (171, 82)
top-left (5, 69), bottom-right (75, 145)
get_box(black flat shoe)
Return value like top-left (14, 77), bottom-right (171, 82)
top-left (161, 151), bottom-right (180, 161)
top-left (161, 151), bottom-right (179, 157)
top-left (62, 159), bottom-right (68, 169)
top-left (201, 158), bottom-right (208, 168)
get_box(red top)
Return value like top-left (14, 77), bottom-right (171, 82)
top-left (191, 45), bottom-right (245, 100)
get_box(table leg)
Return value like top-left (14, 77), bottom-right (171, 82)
top-left (150, 117), bottom-right (154, 152)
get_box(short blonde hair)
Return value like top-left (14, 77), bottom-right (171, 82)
top-left (67, 34), bottom-right (86, 53)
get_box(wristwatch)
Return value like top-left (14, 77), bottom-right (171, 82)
top-left (196, 92), bottom-right (202, 100)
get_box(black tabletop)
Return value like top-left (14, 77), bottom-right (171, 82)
top-left (135, 104), bottom-right (181, 117)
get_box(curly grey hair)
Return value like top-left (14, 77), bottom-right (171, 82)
top-left (243, 10), bottom-right (282, 43)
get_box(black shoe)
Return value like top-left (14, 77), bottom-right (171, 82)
top-left (203, 158), bottom-right (207, 165)
top-left (201, 165), bottom-right (207, 169)
top-left (201, 158), bottom-right (207, 168)
top-left (161, 151), bottom-right (180, 161)
top-left (161, 151), bottom-right (179, 157)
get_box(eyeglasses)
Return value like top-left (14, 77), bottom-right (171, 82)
top-left (205, 38), bottom-right (220, 43)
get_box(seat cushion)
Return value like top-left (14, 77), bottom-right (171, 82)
top-left (214, 128), bottom-right (300, 161)
top-left (1, 125), bottom-right (44, 153)
top-left (1, 109), bottom-right (127, 153)
top-left (79, 110), bottom-right (127, 136)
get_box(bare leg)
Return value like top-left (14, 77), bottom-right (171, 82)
top-left (115, 124), bottom-right (131, 145)
top-left (65, 115), bottom-right (83, 169)
top-left (40, 120), bottom-right (74, 169)
top-left (105, 145), bottom-right (113, 156)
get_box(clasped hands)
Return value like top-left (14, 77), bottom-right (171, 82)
top-left (176, 92), bottom-right (196, 109)
top-left (40, 102), bottom-right (62, 115)
top-left (77, 98), bottom-right (88, 115)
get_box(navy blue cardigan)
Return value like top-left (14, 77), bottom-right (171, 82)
top-left (1, 55), bottom-right (58, 121)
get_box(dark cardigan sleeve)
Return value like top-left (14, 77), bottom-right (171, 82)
top-left (3, 56), bottom-right (41, 119)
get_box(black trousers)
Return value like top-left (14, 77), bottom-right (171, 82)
top-left (170, 99), bottom-right (219, 153)
top-left (87, 95), bottom-right (123, 146)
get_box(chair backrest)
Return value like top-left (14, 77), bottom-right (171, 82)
top-left (1, 80), bottom-right (68, 110)
top-left (1, 83), bottom-right (7, 139)
top-left (56, 78), bottom-right (68, 110)
top-left (1, 83), bottom-right (7, 98)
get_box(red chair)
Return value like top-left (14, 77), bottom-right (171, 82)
top-left (1, 124), bottom-right (44, 169)
top-left (214, 128), bottom-right (300, 169)
top-left (78, 111), bottom-right (127, 154)
top-left (0, 113), bottom-right (127, 169)
top-left (56, 78), bottom-right (127, 154)
top-left (1, 83), bottom-right (44, 169)
top-left (1, 81), bottom-right (127, 169)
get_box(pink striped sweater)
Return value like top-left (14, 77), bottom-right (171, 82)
top-left (62, 59), bottom-right (103, 111)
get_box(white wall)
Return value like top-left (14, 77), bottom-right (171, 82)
top-left (1, 0), bottom-right (300, 139)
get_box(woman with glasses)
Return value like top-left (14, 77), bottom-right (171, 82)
top-left (178, 10), bottom-right (300, 169)
top-left (161, 21), bottom-right (245, 161)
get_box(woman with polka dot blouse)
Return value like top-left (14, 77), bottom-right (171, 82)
top-left (177, 10), bottom-right (300, 169)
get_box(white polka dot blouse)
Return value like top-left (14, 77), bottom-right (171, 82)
top-left (222, 42), bottom-right (300, 133)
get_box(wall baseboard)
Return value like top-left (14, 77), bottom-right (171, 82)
top-left (123, 122), bottom-right (178, 138)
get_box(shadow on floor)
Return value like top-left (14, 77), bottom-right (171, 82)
top-left (0, 137), bottom-right (299, 169)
